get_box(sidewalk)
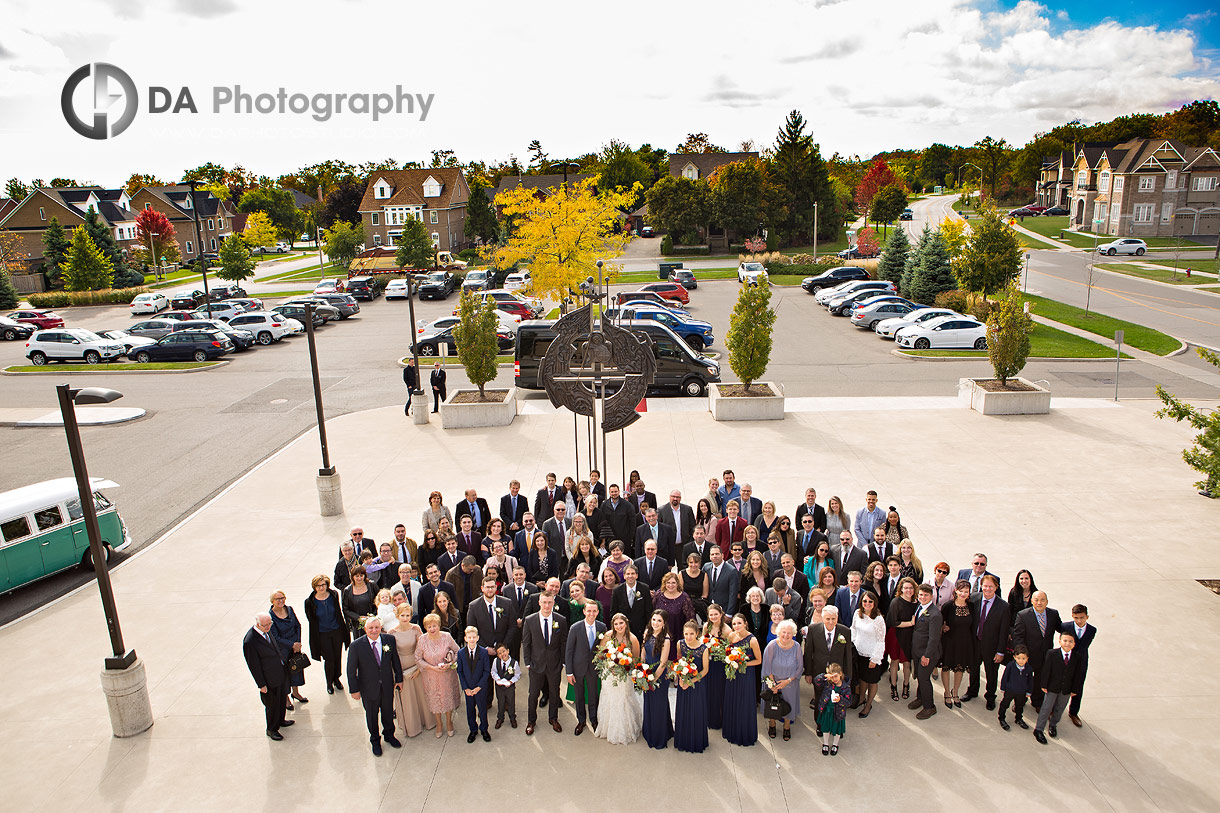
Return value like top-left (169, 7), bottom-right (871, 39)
top-left (3, 400), bottom-right (1219, 810)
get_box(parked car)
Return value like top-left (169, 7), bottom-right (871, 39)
top-left (272, 303), bottom-right (325, 329)
top-left (208, 283), bottom-right (246, 301)
top-left (385, 279), bottom-right (411, 300)
top-left (412, 322), bottom-right (515, 356)
top-left (418, 271), bottom-right (459, 300)
top-left (417, 311), bottom-right (520, 338)
top-left (461, 269), bottom-right (492, 293)
top-left (170, 290), bottom-right (206, 310)
top-left (801, 266), bottom-right (871, 293)
top-left (7, 310), bottom-right (65, 329)
top-left (0, 315), bottom-right (35, 341)
top-left (251, 242), bottom-right (289, 255)
top-left (1007, 208), bottom-right (1038, 218)
top-left (346, 276), bottom-right (381, 300)
top-left (613, 291), bottom-right (684, 311)
top-left (282, 298), bottom-right (342, 322)
top-left (669, 269), bottom-right (698, 289)
top-left (819, 281), bottom-right (897, 308)
top-left (1097, 238), bottom-right (1147, 256)
top-left (182, 319), bottom-right (255, 351)
top-left (129, 292), bottom-right (169, 314)
top-left (313, 278), bottom-right (345, 295)
top-left (467, 290), bottom-right (545, 318)
top-left (640, 225), bottom-right (655, 237)
top-left (226, 297), bottom-right (265, 313)
top-left (1042, 206), bottom-right (1069, 216)
top-left (304, 293), bottom-right (359, 319)
top-left (1025, 205), bottom-right (1048, 213)
top-left (158, 310), bottom-right (200, 322)
top-left (637, 281), bottom-right (690, 305)
top-left (837, 245), bottom-right (879, 260)
top-left (227, 311), bottom-right (294, 344)
top-left (895, 315), bottom-right (987, 350)
top-left (191, 301), bottom-right (246, 322)
top-left (96, 329), bottom-right (157, 357)
top-left (25, 328), bottom-right (124, 365)
top-left (899, 208), bottom-right (914, 221)
top-left (874, 307), bottom-right (960, 339)
top-left (184, 252), bottom-right (219, 269)
top-left (828, 290), bottom-right (904, 316)
top-left (850, 299), bottom-right (923, 331)
top-left (504, 269), bottom-right (533, 291)
top-left (609, 305), bottom-right (713, 350)
top-left (131, 329), bottom-right (234, 362)
top-left (126, 319), bottom-right (178, 340)
top-left (737, 261), bottom-right (768, 285)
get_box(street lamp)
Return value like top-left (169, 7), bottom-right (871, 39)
top-left (304, 303), bottom-right (344, 515)
top-left (182, 178), bottom-right (213, 318)
top-left (812, 202), bottom-right (819, 262)
top-left (55, 384), bottom-right (153, 737)
top-left (546, 160), bottom-right (581, 186)
top-left (405, 276), bottom-right (428, 425)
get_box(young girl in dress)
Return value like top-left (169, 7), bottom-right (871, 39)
top-left (813, 663), bottom-right (852, 756)
top-left (642, 610), bottom-right (673, 749)
top-left (674, 621), bottom-right (710, 753)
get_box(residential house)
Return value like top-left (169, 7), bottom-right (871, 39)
top-left (0, 186), bottom-right (140, 273)
top-left (492, 173), bottom-right (596, 201)
top-left (666, 151), bottom-right (760, 249)
top-left (357, 168), bottom-right (469, 252)
top-left (1036, 149), bottom-right (1080, 210)
top-left (127, 184), bottom-right (237, 260)
top-left (0, 198), bottom-right (16, 222)
top-left (1064, 138), bottom-right (1220, 238)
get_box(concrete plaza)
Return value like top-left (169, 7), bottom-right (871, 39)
top-left (2, 396), bottom-right (1218, 812)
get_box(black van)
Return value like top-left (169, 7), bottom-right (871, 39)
top-left (514, 319), bottom-right (720, 397)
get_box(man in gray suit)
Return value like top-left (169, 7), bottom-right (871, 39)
top-left (907, 583), bottom-right (944, 719)
top-left (540, 503), bottom-right (571, 553)
top-left (657, 489), bottom-right (696, 550)
top-left (703, 545), bottom-right (740, 613)
top-left (521, 593), bottom-right (567, 735)
top-left (564, 601), bottom-right (606, 736)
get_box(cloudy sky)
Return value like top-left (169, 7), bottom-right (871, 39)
top-left (0, 0), bottom-right (1216, 188)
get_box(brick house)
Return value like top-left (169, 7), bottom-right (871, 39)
top-left (492, 173), bottom-right (596, 200)
top-left (666, 151), bottom-right (760, 249)
top-left (357, 168), bottom-right (469, 252)
top-left (1063, 139), bottom-right (1220, 238)
top-left (1036, 149), bottom-right (1076, 210)
top-left (0, 186), bottom-right (140, 272)
top-left (127, 185), bottom-right (237, 260)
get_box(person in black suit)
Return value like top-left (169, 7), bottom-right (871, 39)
top-left (633, 539), bottom-right (670, 592)
top-left (628, 480), bottom-right (657, 517)
top-left (1010, 591), bottom-right (1062, 712)
top-left (834, 531), bottom-right (868, 583)
top-left (682, 524), bottom-right (717, 568)
top-left (1033, 632), bottom-right (1082, 744)
top-left (795, 514), bottom-right (828, 562)
top-left (703, 545), bottom-right (740, 614)
top-left (878, 557), bottom-right (904, 616)
top-left (454, 489), bottom-right (492, 536)
top-left (435, 536), bottom-right (463, 577)
top-left (588, 470), bottom-right (607, 501)
top-left (565, 601), bottom-right (606, 735)
top-left (418, 563), bottom-right (457, 617)
top-left (429, 361), bottom-right (446, 412)
top-left (346, 616), bottom-right (404, 755)
top-left (775, 554), bottom-right (810, 602)
top-left (403, 357), bottom-right (418, 416)
top-left (907, 585), bottom-right (943, 719)
top-left (957, 553), bottom-right (998, 596)
top-left (804, 605), bottom-right (853, 728)
top-left (457, 625), bottom-right (493, 742)
top-left (865, 527), bottom-right (895, 564)
top-left (657, 490), bottom-right (696, 550)
top-left (610, 564), bottom-right (653, 639)
top-left (964, 574), bottom-right (1010, 709)
top-left (1059, 604), bottom-right (1096, 727)
top-left (634, 508), bottom-right (677, 563)
top-left (467, 575), bottom-right (519, 656)
top-left (243, 613), bottom-right (290, 740)
top-left (500, 480), bottom-right (528, 535)
top-left (539, 504), bottom-right (571, 554)
top-left (533, 473), bottom-right (567, 522)
top-left (521, 592), bottom-right (568, 734)
top-left (502, 566), bottom-right (538, 659)
top-left (793, 488), bottom-right (827, 533)
top-left (601, 485), bottom-right (639, 553)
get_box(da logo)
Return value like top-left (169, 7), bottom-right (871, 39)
top-left (61, 63), bottom-right (138, 139)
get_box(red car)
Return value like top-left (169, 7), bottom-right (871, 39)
top-left (7, 310), bottom-right (64, 329)
top-left (494, 301), bottom-right (535, 320)
top-left (637, 281), bottom-right (689, 305)
top-left (158, 310), bottom-right (202, 321)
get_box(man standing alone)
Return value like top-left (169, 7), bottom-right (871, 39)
top-left (430, 361), bottom-right (447, 413)
top-left (403, 357), bottom-right (419, 416)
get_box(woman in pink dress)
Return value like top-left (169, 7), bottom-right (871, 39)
top-left (390, 604), bottom-right (434, 737)
top-left (416, 612), bottom-right (461, 737)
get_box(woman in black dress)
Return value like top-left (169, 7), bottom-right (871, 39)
top-left (884, 577), bottom-right (918, 701)
top-left (1007, 569), bottom-right (1038, 613)
top-left (417, 530), bottom-right (443, 573)
top-left (741, 586), bottom-right (769, 701)
top-left (680, 552), bottom-right (709, 620)
top-left (341, 566), bottom-right (377, 633)
top-left (939, 579), bottom-right (977, 709)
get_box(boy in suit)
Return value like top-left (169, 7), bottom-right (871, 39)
top-left (491, 643), bottom-right (520, 729)
top-left (457, 625), bottom-right (492, 742)
top-left (997, 646), bottom-right (1032, 731)
top-left (1059, 604), bottom-right (1096, 727)
top-left (1034, 632), bottom-right (1082, 744)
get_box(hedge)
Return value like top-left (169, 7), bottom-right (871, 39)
top-left (27, 287), bottom-right (151, 308)
top-left (666, 245), bottom-right (710, 256)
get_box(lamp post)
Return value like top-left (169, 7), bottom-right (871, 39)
top-left (182, 179), bottom-right (212, 318)
top-left (1022, 252), bottom-right (1030, 293)
top-left (304, 303), bottom-right (343, 515)
top-left (812, 202), bottom-right (818, 262)
top-left (55, 384), bottom-right (153, 737)
top-left (547, 160), bottom-right (581, 186)
top-left (405, 276), bottom-right (428, 424)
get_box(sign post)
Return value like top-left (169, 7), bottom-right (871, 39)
top-left (1114, 329), bottom-right (1124, 402)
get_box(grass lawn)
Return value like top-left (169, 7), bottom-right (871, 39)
top-left (5, 361), bottom-right (220, 373)
top-left (1096, 263), bottom-right (1218, 285)
top-left (1021, 293), bottom-right (1180, 355)
top-left (263, 252), bottom-right (310, 263)
top-left (260, 289), bottom-right (319, 299)
top-left (768, 274), bottom-right (814, 286)
top-left (901, 322), bottom-right (1131, 359)
top-left (616, 268), bottom-right (735, 283)
top-left (261, 262), bottom-right (345, 282)
top-left (1138, 258), bottom-right (1220, 275)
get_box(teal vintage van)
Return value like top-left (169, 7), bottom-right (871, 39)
top-left (0, 477), bottom-right (131, 593)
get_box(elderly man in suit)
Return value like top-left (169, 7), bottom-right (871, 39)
top-left (703, 545), bottom-right (740, 614)
top-left (736, 483), bottom-right (763, 526)
top-left (468, 575), bottom-right (519, 657)
top-left (633, 539), bottom-right (670, 592)
top-left (1011, 591), bottom-right (1062, 712)
top-left (243, 612), bottom-right (290, 741)
top-left (834, 530), bottom-right (868, 581)
top-left (634, 508), bottom-right (676, 563)
top-left (347, 616), bottom-right (404, 756)
top-left (657, 489), bottom-right (695, 550)
top-left (963, 573), bottom-right (1010, 709)
top-left (957, 552), bottom-right (997, 596)
top-left (456, 625), bottom-right (493, 742)
top-left (793, 488), bottom-right (827, 533)
top-left (1033, 632), bottom-right (1083, 744)
top-left (500, 479), bottom-right (528, 534)
top-left (804, 605), bottom-right (853, 726)
top-left (502, 566), bottom-right (538, 659)
top-left (907, 584), bottom-right (943, 720)
top-left (540, 503), bottom-right (571, 555)
top-left (601, 484), bottom-right (638, 554)
top-left (455, 488), bottom-right (492, 535)
top-left (565, 600), bottom-right (607, 735)
top-left (610, 564), bottom-right (653, 638)
top-left (522, 592), bottom-right (568, 734)
top-left (533, 472), bottom-right (567, 522)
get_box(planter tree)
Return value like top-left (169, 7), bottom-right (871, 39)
top-left (452, 290), bottom-right (500, 399)
top-left (217, 234), bottom-right (255, 282)
top-left (1157, 348), bottom-right (1220, 497)
top-left (61, 226), bottom-right (114, 291)
top-left (877, 225), bottom-right (910, 285)
top-left (953, 204), bottom-right (1021, 298)
top-left (726, 279), bottom-right (777, 392)
top-left (986, 281), bottom-right (1032, 384)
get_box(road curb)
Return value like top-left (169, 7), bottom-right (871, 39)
top-left (890, 349), bottom-right (1122, 363)
top-left (1, 360), bottom-right (229, 376)
top-left (1089, 263), bottom-right (1220, 299)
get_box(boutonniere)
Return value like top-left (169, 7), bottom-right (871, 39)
top-left (836, 634), bottom-right (846, 644)
top-left (552, 621), bottom-right (559, 630)
top-left (634, 591), bottom-right (641, 600)
top-left (495, 606), bottom-right (503, 615)
top-left (506, 665), bottom-right (515, 676)
top-left (382, 644), bottom-right (391, 653)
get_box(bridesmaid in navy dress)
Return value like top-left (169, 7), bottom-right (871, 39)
top-left (673, 621), bottom-right (710, 753)
top-left (722, 613), bottom-right (763, 746)
top-left (641, 610), bottom-right (673, 749)
top-left (702, 604), bottom-right (733, 730)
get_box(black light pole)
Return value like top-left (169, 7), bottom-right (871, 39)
top-left (183, 178), bottom-right (212, 318)
top-left (304, 303), bottom-right (335, 476)
top-left (56, 385), bottom-right (134, 669)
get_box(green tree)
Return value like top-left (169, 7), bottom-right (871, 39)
top-left (122, 172), bottom-right (166, 196)
top-left (954, 204), bottom-right (1022, 297)
top-left (877, 226), bottom-right (910, 285)
top-left (61, 226), bottom-right (114, 291)
top-left (709, 156), bottom-right (771, 237)
top-left (323, 220), bottom-right (365, 270)
top-left (596, 140), bottom-right (652, 209)
top-left (464, 178), bottom-right (500, 245)
top-left (907, 229), bottom-right (955, 304)
top-left (82, 206), bottom-right (125, 272)
top-left (986, 282), bottom-right (1032, 384)
top-left (395, 218), bottom-right (435, 270)
top-left (0, 269), bottom-right (17, 310)
top-left (320, 178), bottom-right (366, 230)
top-left (5, 178), bottom-right (30, 200)
top-left (238, 187), bottom-right (303, 242)
top-left (870, 185), bottom-right (908, 228)
top-left (675, 133), bottom-right (725, 154)
top-left (919, 143), bottom-right (956, 189)
top-left (644, 175), bottom-right (710, 244)
top-left (42, 217), bottom-right (70, 287)
top-left (900, 226), bottom-right (930, 297)
top-left (241, 211), bottom-right (277, 250)
top-left (972, 136), bottom-right (1011, 199)
top-left (452, 290), bottom-right (500, 398)
top-left (725, 278), bottom-right (777, 392)
top-left (1157, 347), bottom-right (1220, 496)
top-left (217, 235), bottom-right (255, 281)
top-left (766, 110), bottom-right (835, 243)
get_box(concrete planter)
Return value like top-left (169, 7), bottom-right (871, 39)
top-left (960, 377), bottom-right (1051, 415)
top-left (709, 382), bottom-right (785, 421)
top-left (440, 388), bottom-right (518, 428)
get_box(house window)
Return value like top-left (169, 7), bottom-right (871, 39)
top-left (429, 210), bottom-right (438, 224)
top-left (375, 181), bottom-right (392, 199)
top-left (1194, 176), bottom-right (1218, 192)
top-left (210, 238), bottom-right (217, 251)
top-left (431, 232), bottom-right (440, 246)
top-left (208, 219), bottom-right (214, 231)
top-left (423, 178), bottom-right (441, 198)
top-left (1133, 204), bottom-right (1154, 223)
top-left (388, 230), bottom-right (401, 247)
top-left (184, 196), bottom-right (192, 209)
top-left (218, 217), bottom-right (225, 229)
top-left (1098, 171), bottom-right (1110, 192)
top-left (186, 241), bottom-right (194, 255)
top-left (1166, 170), bottom-right (1178, 189)
top-left (371, 213), bottom-right (379, 226)
top-left (1161, 203), bottom-right (1173, 223)
top-left (1095, 203), bottom-right (1108, 222)
top-left (684, 165), bottom-right (699, 181)
top-left (373, 234), bottom-right (382, 246)
top-left (1076, 171), bottom-right (1088, 188)
top-left (144, 202), bottom-right (151, 209)
top-left (39, 207), bottom-right (46, 220)
top-left (1138, 176), bottom-right (1155, 191)
top-left (1114, 176), bottom-right (1124, 192)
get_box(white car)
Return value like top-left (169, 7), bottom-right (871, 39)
top-left (227, 311), bottom-right (293, 344)
top-left (814, 279), bottom-right (894, 305)
top-left (895, 315), bottom-right (988, 350)
top-left (418, 310), bottom-right (520, 337)
top-left (129, 292), bottom-right (169, 314)
top-left (1097, 238), bottom-right (1147, 256)
top-left (737, 262), bottom-right (768, 285)
top-left (875, 308), bottom-right (959, 339)
top-left (314, 278), bottom-right (344, 294)
top-left (279, 316), bottom-right (305, 335)
top-left (96, 329), bottom-right (157, 357)
top-left (504, 269), bottom-right (532, 291)
top-left (385, 279), bottom-right (410, 299)
top-left (25, 328), bottom-right (124, 365)
top-left (191, 302), bottom-right (246, 322)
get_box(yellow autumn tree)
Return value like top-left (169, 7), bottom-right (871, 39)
top-left (242, 211), bottom-right (277, 250)
top-left (940, 217), bottom-right (968, 262)
top-left (487, 177), bottom-right (633, 301)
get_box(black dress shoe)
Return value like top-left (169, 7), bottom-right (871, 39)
top-left (986, 699), bottom-right (996, 711)
top-left (481, 732), bottom-right (491, 742)
top-left (1033, 730), bottom-right (1048, 745)
top-left (999, 719), bottom-right (1011, 731)
top-left (267, 730), bottom-right (284, 741)
top-left (279, 720), bottom-right (295, 727)
top-left (333, 678), bottom-right (343, 691)
top-left (385, 736), bottom-right (402, 748)
top-left (961, 693), bottom-right (976, 703)
top-left (539, 696), bottom-right (548, 708)
top-left (327, 684), bottom-right (335, 694)
top-left (1048, 725), bottom-right (1058, 738)
top-left (372, 741), bottom-right (383, 756)
top-left (574, 722), bottom-right (585, 736)
top-left (467, 732), bottom-right (477, 743)
top-left (1015, 717), bottom-right (1030, 730)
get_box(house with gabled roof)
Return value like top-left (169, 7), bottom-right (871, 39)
top-left (0, 186), bottom-right (141, 273)
top-left (357, 167), bottom-right (469, 252)
top-left (127, 184), bottom-right (238, 260)
top-left (666, 152), bottom-right (761, 249)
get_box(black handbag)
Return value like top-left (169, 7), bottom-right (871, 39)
top-left (287, 652), bottom-right (311, 672)
top-left (761, 688), bottom-right (791, 720)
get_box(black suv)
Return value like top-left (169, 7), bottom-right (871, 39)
top-left (307, 293), bottom-right (360, 319)
top-left (801, 266), bottom-right (871, 293)
top-left (209, 284), bottom-right (247, 301)
top-left (272, 304), bottom-right (326, 329)
top-left (346, 276), bottom-right (381, 300)
top-left (417, 271), bottom-right (458, 300)
top-left (132, 329), bottom-right (233, 362)
top-left (179, 318), bottom-right (255, 350)
top-left (170, 289), bottom-right (206, 309)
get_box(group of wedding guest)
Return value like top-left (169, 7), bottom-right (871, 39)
top-left (243, 471), bottom-right (1096, 756)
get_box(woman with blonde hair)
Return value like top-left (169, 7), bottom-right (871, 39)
top-left (752, 500), bottom-right (779, 543)
top-left (824, 496), bottom-right (850, 551)
top-left (416, 612), bottom-right (461, 737)
top-left (897, 539), bottom-right (923, 583)
top-left (565, 512), bottom-right (593, 559)
top-left (389, 603), bottom-right (434, 737)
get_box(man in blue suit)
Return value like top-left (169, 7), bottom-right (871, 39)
top-left (834, 571), bottom-right (866, 622)
top-left (957, 552), bottom-right (998, 596)
top-left (457, 625), bottom-right (493, 742)
top-left (346, 616), bottom-right (403, 756)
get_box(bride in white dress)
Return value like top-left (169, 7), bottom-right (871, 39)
top-left (595, 613), bottom-right (644, 744)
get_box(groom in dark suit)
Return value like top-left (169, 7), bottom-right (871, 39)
top-left (522, 593), bottom-right (568, 735)
top-left (564, 600), bottom-right (606, 735)
top-left (346, 616), bottom-right (404, 756)
top-left (610, 564), bottom-right (652, 639)
top-left (242, 613), bottom-right (290, 740)
top-left (467, 576), bottom-right (519, 656)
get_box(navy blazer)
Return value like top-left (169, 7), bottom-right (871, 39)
top-left (457, 644), bottom-right (492, 690)
top-left (500, 493), bottom-right (528, 530)
top-left (833, 586), bottom-right (866, 622)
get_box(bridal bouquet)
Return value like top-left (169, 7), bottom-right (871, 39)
top-left (629, 661), bottom-right (661, 693)
top-left (594, 633), bottom-right (634, 684)
top-left (669, 656), bottom-right (701, 689)
top-left (703, 634), bottom-right (728, 663)
top-left (722, 645), bottom-right (748, 680)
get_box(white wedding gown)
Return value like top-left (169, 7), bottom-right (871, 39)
top-left (594, 674), bottom-right (643, 745)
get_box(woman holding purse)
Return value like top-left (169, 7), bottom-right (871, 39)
top-left (269, 590), bottom-right (308, 709)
